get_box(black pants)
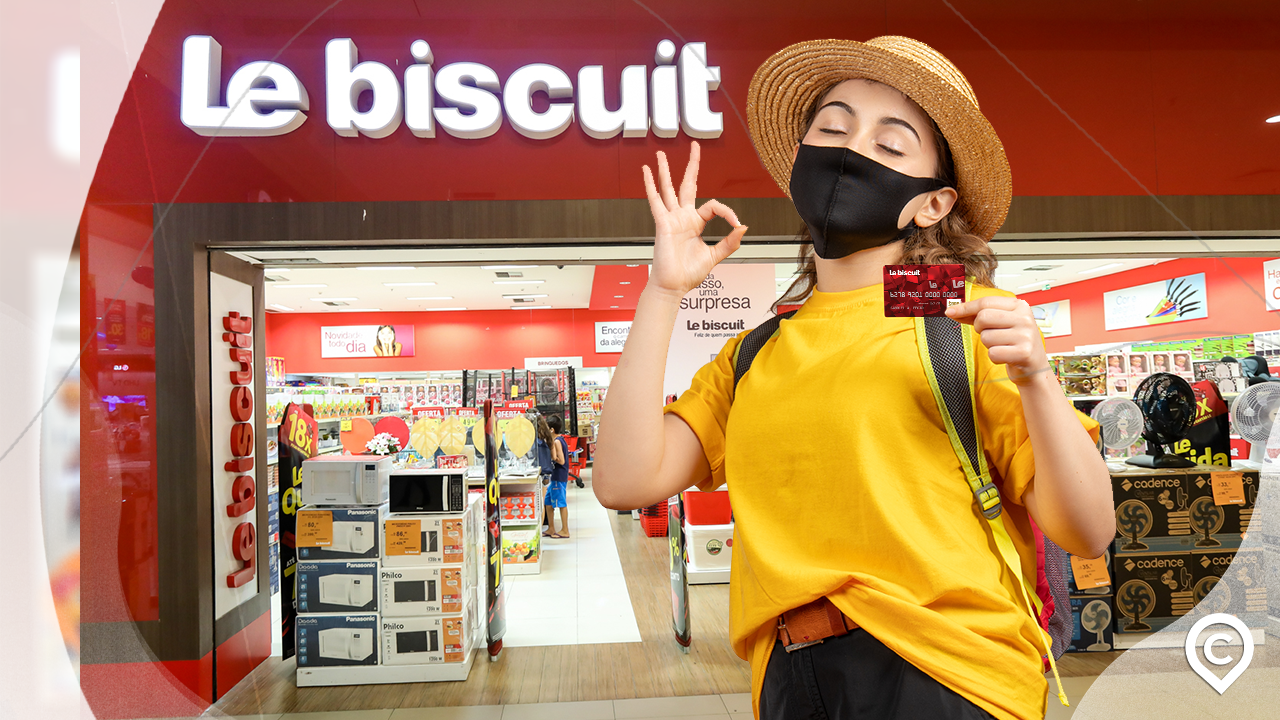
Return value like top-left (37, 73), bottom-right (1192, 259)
top-left (760, 630), bottom-right (996, 720)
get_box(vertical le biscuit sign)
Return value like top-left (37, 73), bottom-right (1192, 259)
top-left (224, 311), bottom-right (257, 587)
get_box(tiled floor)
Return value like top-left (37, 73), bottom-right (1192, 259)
top-left (501, 483), bottom-right (642, 647)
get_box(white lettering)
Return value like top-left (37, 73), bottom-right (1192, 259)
top-left (404, 40), bottom-right (435, 138)
top-left (434, 62), bottom-right (503, 139)
top-left (504, 63), bottom-right (575, 139)
top-left (678, 42), bottom-right (721, 138)
top-left (650, 40), bottom-right (679, 139)
top-left (578, 64), bottom-right (648, 139)
top-left (326, 38), bottom-right (403, 138)
top-left (181, 36), bottom-right (309, 137)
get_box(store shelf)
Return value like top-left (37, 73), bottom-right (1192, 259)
top-left (504, 559), bottom-right (542, 575)
top-left (687, 567), bottom-right (730, 585)
top-left (296, 647), bottom-right (478, 686)
top-left (1113, 628), bottom-right (1265, 651)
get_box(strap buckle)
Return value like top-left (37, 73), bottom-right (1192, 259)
top-left (974, 480), bottom-right (1002, 519)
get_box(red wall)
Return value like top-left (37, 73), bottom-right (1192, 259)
top-left (1019, 257), bottom-right (1279, 353)
top-left (266, 307), bottom-right (635, 374)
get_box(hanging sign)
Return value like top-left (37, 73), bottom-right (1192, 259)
top-left (1103, 273), bottom-right (1208, 330)
top-left (137, 302), bottom-right (155, 347)
top-left (321, 324), bottom-right (416, 358)
top-left (524, 356), bottom-right (583, 370)
top-left (1030, 299), bottom-right (1072, 338)
top-left (1265, 259), bottom-right (1280, 312)
top-left (663, 264), bottom-right (773, 398)
top-left (595, 321), bottom-right (632, 353)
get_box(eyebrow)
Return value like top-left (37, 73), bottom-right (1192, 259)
top-left (816, 101), bottom-right (922, 144)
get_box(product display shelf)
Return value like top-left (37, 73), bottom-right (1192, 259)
top-left (296, 648), bottom-right (477, 686)
top-left (1112, 628), bottom-right (1266, 651)
top-left (683, 519), bottom-right (732, 585)
top-left (498, 472), bottom-right (544, 576)
top-left (268, 411), bottom-right (413, 430)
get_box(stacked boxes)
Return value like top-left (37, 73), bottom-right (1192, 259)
top-left (1055, 353), bottom-right (1106, 397)
top-left (1064, 548), bottom-right (1113, 653)
top-left (1109, 464), bottom-right (1268, 635)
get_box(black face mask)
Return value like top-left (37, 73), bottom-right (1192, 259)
top-left (789, 143), bottom-right (949, 260)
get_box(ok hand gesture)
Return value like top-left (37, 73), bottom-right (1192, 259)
top-left (642, 141), bottom-right (748, 299)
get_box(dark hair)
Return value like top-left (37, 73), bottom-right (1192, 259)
top-left (773, 82), bottom-right (998, 312)
top-left (376, 325), bottom-right (396, 340)
top-left (547, 415), bottom-right (564, 434)
top-left (536, 415), bottom-right (555, 445)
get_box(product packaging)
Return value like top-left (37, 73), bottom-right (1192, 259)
top-left (381, 509), bottom-right (470, 568)
top-left (296, 505), bottom-right (387, 561)
top-left (1183, 465), bottom-right (1260, 542)
top-left (1066, 595), bottom-right (1115, 652)
top-left (501, 527), bottom-right (541, 565)
top-left (1059, 354), bottom-right (1106, 375)
top-left (499, 492), bottom-right (538, 523)
top-left (1126, 352), bottom-right (1151, 381)
top-left (1112, 550), bottom-right (1196, 633)
top-left (685, 523), bottom-right (734, 571)
top-left (296, 561), bottom-right (379, 614)
top-left (295, 614), bottom-right (379, 666)
top-left (1193, 361), bottom-right (1247, 395)
top-left (381, 598), bottom-right (473, 665)
top-left (1110, 468), bottom-right (1191, 548)
top-left (380, 565), bottom-right (468, 616)
top-left (1188, 548), bottom-right (1268, 627)
top-left (1149, 352), bottom-right (1174, 376)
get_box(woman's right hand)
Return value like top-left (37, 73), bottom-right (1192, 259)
top-left (642, 141), bottom-right (748, 299)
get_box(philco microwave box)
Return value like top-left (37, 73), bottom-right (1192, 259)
top-left (1110, 468), bottom-right (1191, 548)
top-left (381, 598), bottom-right (473, 665)
top-left (380, 565), bottom-right (468, 617)
top-left (295, 614), bottom-right (379, 667)
top-left (1066, 595), bottom-right (1115, 653)
top-left (1183, 465), bottom-right (1260, 540)
top-left (381, 509), bottom-right (469, 567)
top-left (296, 505), bottom-right (386, 561)
top-left (1188, 548), bottom-right (1268, 625)
top-left (296, 561), bottom-right (379, 615)
top-left (1112, 550), bottom-right (1196, 633)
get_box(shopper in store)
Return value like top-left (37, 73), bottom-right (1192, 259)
top-left (543, 415), bottom-right (571, 538)
top-left (594, 36), bottom-right (1113, 720)
top-left (372, 324), bottom-right (403, 357)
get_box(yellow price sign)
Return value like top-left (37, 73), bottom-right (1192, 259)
top-left (385, 518), bottom-right (422, 556)
top-left (340, 418), bottom-right (352, 432)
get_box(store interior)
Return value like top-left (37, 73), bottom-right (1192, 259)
top-left (190, 246), bottom-right (1279, 718)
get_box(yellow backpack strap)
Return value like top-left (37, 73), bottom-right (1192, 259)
top-left (913, 282), bottom-right (1069, 708)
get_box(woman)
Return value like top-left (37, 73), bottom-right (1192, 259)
top-left (594, 37), bottom-right (1112, 720)
top-left (543, 415), bottom-right (571, 538)
top-left (373, 325), bottom-right (402, 357)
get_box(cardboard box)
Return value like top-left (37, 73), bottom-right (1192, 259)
top-left (1188, 548), bottom-right (1268, 626)
top-left (1110, 468), bottom-right (1191, 547)
top-left (1067, 595), bottom-right (1115, 652)
top-left (499, 492), bottom-right (539, 523)
top-left (381, 509), bottom-right (469, 567)
top-left (381, 598), bottom-right (473, 665)
top-left (686, 522), bottom-right (733, 571)
top-left (1112, 550), bottom-right (1196, 632)
top-left (296, 561), bottom-right (378, 614)
top-left (297, 505), bottom-right (386, 561)
top-left (1059, 354), bottom-right (1106, 375)
top-left (1194, 361), bottom-right (1247, 394)
top-left (501, 527), bottom-right (541, 565)
top-left (295, 614), bottom-right (378, 667)
top-left (1063, 375), bottom-right (1106, 396)
top-left (1183, 465), bottom-right (1260, 541)
top-left (380, 565), bottom-right (468, 617)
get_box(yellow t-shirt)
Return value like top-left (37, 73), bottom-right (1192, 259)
top-left (665, 283), bottom-right (1100, 720)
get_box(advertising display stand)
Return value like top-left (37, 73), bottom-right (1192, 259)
top-left (483, 401), bottom-right (508, 662)
top-left (669, 496), bottom-right (691, 653)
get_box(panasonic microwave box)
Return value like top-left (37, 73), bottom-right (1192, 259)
top-left (381, 597), bottom-right (473, 665)
top-left (381, 507), bottom-right (471, 567)
top-left (380, 565), bottom-right (469, 617)
top-left (1110, 468), bottom-right (1191, 548)
top-left (1112, 550), bottom-right (1196, 633)
top-left (296, 614), bottom-right (378, 667)
top-left (1183, 465), bottom-right (1261, 540)
top-left (1066, 595), bottom-right (1115, 653)
top-left (296, 561), bottom-right (378, 614)
top-left (300, 455), bottom-right (392, 506)
top-left (297, 505), bottom-right (387, 561)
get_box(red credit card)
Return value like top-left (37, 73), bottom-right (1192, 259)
top-left (884, 264), bottom-right (966, 317)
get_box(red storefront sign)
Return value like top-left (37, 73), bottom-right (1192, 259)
top-left (222, 311), bottom-right (256, 588)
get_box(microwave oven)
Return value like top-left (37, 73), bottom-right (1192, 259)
top-left (301, 456), bottom-right (391, 506)
top-left (389, 469), bottom-right (466, 513)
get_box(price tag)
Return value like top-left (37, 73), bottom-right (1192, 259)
top-left (385, 519), bottom-right (422, 555)
top-left (340, 419), bottom-right (352, 432)
top-left (297, 510), bottom-right (333, 547)
top-left (1211, 471), bottom-right (1246, 505)
top-left (1069, 555), bottom-right (1111, 589)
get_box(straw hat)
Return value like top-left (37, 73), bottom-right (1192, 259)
top-left (746, 36), bottom-right (1012, 241)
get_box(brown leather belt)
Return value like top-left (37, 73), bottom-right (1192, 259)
top-left (777, 597), bottom-right (859, 652)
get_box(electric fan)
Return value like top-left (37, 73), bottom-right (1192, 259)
top-left (1126, 373), bottom-right (1197, 468)
top-left (1092, 397), bottom-right (1145, 457)
top-left (1080, 599), bottom-right (1113, 651)
top-left (1188, 495), bottom-right (1224, 548)
top-left (1228, 383), bottom-right (1280, 465)
top-left (1116, 498), bottom-right (1153, 551)
top-left (1193, 576), bottom-right (1230, 615)
top-left (1117, 579), bottom-right (1155, 632)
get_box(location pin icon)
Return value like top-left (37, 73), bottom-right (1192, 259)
top-left (1185, 613), bottom-right (1254, 694)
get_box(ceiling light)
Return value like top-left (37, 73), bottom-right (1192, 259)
top-left (619, 281), bottom-right (631, 285)
top-left (334, 308), bottom-right (381, 312)
top-left (358, 266), bottom-right (414, 271)
top-left (311, 297), bottom-right (358, 302)
top-left (1079, 263), bottom-right (1124, 274)
top-left (424, 307), bottom-right (468, 312)
top-left (493, 279), bottom-right (545, 285)
top-left (1017, 282), bottom-right (1050, 290)
top-left (270, 304), bottom-right (294, 311)
top-left (481, 265), bottom-right (536, 270)
top-left (384, 281), bottom-right (436, 287)
top-left (511, 305), bottom-right (552, 309)
top-left (625, 264), bottom-right (640, 267)
top-left (1268, 115), bottom-right (1280, 124)
top-left (614, 295), bottom-right (624, 298)
top-left (610, 305), bottom-right (619, 308)
top-left (276, 283), bottom-right (328, 289)
top-left (407, 296), bottom-right (454, 301)
top-left (504, 293), bottom-right (549, 299)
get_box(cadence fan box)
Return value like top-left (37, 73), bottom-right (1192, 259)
top-left (1109, 468), bottom-right (1191, 551)
top-left (1112, 551), bottom-right (1196, 633)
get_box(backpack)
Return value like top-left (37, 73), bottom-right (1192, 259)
top-left (731, 285), bottom-right (1072, 708)
top-left (535, 437), bottom-right (554, 479)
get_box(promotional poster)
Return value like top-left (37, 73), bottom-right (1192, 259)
top-left (277, 402), bottom-right (318, 660)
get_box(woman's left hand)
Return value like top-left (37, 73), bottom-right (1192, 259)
top-left (944, 296), bottom-right (1049, 387)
